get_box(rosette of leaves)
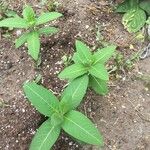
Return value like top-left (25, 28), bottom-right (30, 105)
top-left (23, 80), bottom-right (103, 150)
top-left (116, 0), bottom-right (150, 33)
top-left (58, 40), bottom-right (116, 95)
top-left (0, 5), bottom-right (63, 60)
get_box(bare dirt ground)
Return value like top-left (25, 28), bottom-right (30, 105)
top-left (0, 0), bottom-right (150, 150)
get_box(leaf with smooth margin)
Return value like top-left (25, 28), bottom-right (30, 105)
top-left (58, 64), bottom-right (87, 79)
top-left (30, 118), bottom-right (61, 150)
top-left (23, 82), bottom-right (59, 117)
top-left (62, 110), bottom-right (103, 145)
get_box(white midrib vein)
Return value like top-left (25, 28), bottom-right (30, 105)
top-left (25, 84), bottom-right (59, 114)
top-left (90, 66), bottom-right (105, 80)
top-left (93, 76), bottom-right (103, 89)
top-left (94, 52), bottom-right (108, 64)
top-left (38, 126), bottom-right (55, 150)
top-left (71, 77), bottom-right (85, 99)
top-left (65, 116), bottom-right (100, 143)
top-left (78, 44), bottom-right (91, 62)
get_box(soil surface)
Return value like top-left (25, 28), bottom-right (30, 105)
top-left (0, 0), bottom-right (150, 150)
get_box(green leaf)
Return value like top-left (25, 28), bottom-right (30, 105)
top-left (58, 64), bottom-right (87, 79)
top-left (89, 76), bottom-right (108, 95)
top-left (122, 8), bottom-right (146, 33)
top-left (27, 31), bottom-right (40, 60)
top-left (30, 118), bottom-right (61, 150)
top-left (36, 12), bottom-right (63, 25)
top-left (62, 110), bottom-right (103, 145)
top-left (23, 5), bottom-right (35, 23)
top-left (116, 0), bottom-right (139, 13)
top-left (51, 113), bottom-right (64, 126)
top-left (15, 32), bottom-right (29, 48)
top-left (116, 0), bottom-right (131, 13)
top-left (38, 26), bottom-right (59, 35)
top-left (93, 45), bottom-right (116, 64)
top-left (89, 63), bottom-right (109, 81)
top-left (72, 52), bottom-right (83, 64)
top-left (0, 17), bottom-right (28, 28)
top-left (23, 82), bottom-right (59, 117)
top-left (60, 75), bottom-right (89, 113)
top-left (139, 1), bottom-right (150, 15)
top-left (75, 40), bottom-right (93, 64)
top-left (146, 17), bottom-right (150, 25)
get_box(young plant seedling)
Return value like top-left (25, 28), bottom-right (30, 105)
top-left (23, 78), bottom-right (103, 150)
top-left (0, 5), bottom-right (63, 60)
top-left (58, 40), bottom-right (116, 95)
top-left (116, 0), bottom-right (150, 33)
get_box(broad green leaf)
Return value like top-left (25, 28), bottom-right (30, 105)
top-left (89, 63), bottom-right (109, 81)
top-left (30, 118), bottom-right (61, 150)
top-left (23, 82), bottom-right (59, 117)
top-left (62, 110), bottom-right (103, 145)
top-left (15, 32), bottom-right (29, 48)
top-left (27, 31), bottom-right (40, 60)
top-left (36, 12), bottom-right (63, 25)
top-left (23, 5), bottom-right (35, 23)
top-left (38, 26), bottom-right (59, 35)
top-left (60, 75), bottom-right (89, 113)
top-left (116, 0), bottom-right (131, 13)
top-left (75, 40), bottom-right (93, 64)
top-left (116, 0), bottom-right (139, 13)
top-left (139, 1), bottom-right (150, 15)
top-left (122, 8), bottom-right (146, 33)
top-left (89, 76), bottom-right (108, 95)
top-left (93, 45), bottom-right (116, 64)
top-left (0, 17), bottom-right (28, 28)
top-left (58, 64), bottom-right (87, 79)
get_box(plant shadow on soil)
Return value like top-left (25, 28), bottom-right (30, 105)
top-left (0, 0), bottom-right (150, 150)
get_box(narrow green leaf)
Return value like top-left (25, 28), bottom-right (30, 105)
top-left (30, 119), bottom-right (61, 150)
top-left (23, 5), bottom-right (35, 23)
top-left (58, 64), bottom-right (87, 79)
top-left (23, 82), bottom-right (59, 117)
top-left (89, 63), bottom-right (109, 81)
top-left (36, 12), bottom-right (63, 25)
top-left (89, 76), bottom-right (108, 95)
top-left (75, 40), bottom-right (92, 64)
top-left (27, 31), bottom-right (40, 60)
top-left (62, 110), bottom-right (103, 145)
top-left (60, 75), bottom-right (89, 112)
top-left (72, 52), bottom-right (83, 64)
top-left (15, 32), bottom-right (29, 48)
top-left (0, 17), bottom-right (28, 28)
top-left (38, 26), bottom-right (59, 35)
top-left (139, 1), bottom-right (150, 15)
top-left (93, 45), bottom-right (116, 64)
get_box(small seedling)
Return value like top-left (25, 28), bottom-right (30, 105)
top-left (23, 79), bottom-right (103, 150)
top-left (0, 5), bottom-right (63, 60)
top-left (116, 0), bottom-right (150, 33)
top-left (58, 40), bottom-right (116, 95)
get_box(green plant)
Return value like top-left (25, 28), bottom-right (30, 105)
top-left (0, 5), bottom-right (63, 60)
top-left (58, 40), bottom-right (116, 95)
top-left (116, 0), bottom-right (150, 33)
top-left (23, 80), bottom-right (103, 150)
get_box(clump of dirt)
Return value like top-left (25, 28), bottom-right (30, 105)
top-left (0, 0), bottom-right (150, 150)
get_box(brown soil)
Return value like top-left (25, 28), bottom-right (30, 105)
top-left (0, 0), bottom-right (150, 150)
